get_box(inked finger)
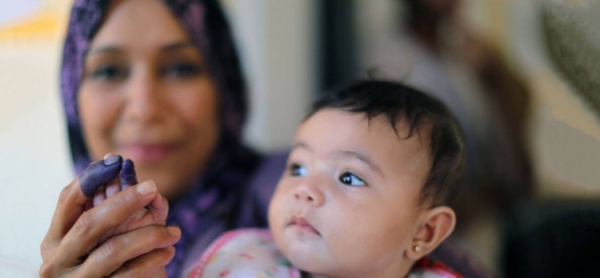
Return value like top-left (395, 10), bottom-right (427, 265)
top-left (42, 155), bottom-right (124, 264)
top-left (80, 155), bottom-right (123, 197)
top-left (120, 159), bottom-right (137, 190)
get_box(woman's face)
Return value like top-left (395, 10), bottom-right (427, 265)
top-left (78, 0), bottom-right (220, 199)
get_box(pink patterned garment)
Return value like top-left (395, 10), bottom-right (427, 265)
top-left (189, 229), bottom-right (462, 278)
top-left (189, 229), bottom-right (301, 278)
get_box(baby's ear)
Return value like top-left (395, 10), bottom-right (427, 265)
top-left (406, 206), bottom-right (456, 261)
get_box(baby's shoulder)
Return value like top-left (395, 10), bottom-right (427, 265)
top-left (408, 257), bottom-right (464, 278)
top-left (189, 228), bottom-right (301, 278)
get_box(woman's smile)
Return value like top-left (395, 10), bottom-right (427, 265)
top-left (119, 142), bottom-right (182, 162)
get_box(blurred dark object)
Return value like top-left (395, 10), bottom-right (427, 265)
top-left (503, 200), bottom-right (600, 277)
top-left (403, 0), bottom-right (534, 214)
top-left (318, 0), bottom-right (358, 93)
top-left (503, 2), bottom-right (600, 275)
top-left (542, 0), bottom-right (600, 121)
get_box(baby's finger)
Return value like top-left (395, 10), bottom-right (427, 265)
top-left (93, 186), bottom-right (106, 207)
top-left (106, 181), bottom-right (121, 199)
top-left (148, 193), bottom-right (169, 225)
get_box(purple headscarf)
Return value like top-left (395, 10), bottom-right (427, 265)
top-left (60, 0), bottom-right (262, 276)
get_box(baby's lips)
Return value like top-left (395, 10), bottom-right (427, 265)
top-left (79, 155), bottom-right (124, 197)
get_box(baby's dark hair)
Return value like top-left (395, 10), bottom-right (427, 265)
top-left (307, 80), bottom-right (465, 206)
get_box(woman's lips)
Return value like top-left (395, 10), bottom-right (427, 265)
top-left (120, 143), bottom-right (178, 162)
top-left (289, 215), bottom-right (320, 235)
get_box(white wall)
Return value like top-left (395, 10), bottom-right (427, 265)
top-left (228, 0), bottom-right (315, 151)
top-left (0, 1), bottom-right (73, 275)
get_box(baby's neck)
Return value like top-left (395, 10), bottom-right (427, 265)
top-left (301, 263), bottom-right (412, 278)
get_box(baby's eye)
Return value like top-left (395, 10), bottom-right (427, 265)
top-left (90, 64), bottom-right (128, 81)
top-left (290, 163), bottom-right (307, 177)
top-left (339, 172), bottom-right (365, 186)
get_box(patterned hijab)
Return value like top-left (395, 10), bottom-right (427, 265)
top-left (60, 0), bottom-right (262, 276)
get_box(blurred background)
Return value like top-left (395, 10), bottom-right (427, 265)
top-left (0, 0), bottom-right (599, 277)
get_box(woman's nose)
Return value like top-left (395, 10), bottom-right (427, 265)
top-left (293, 178), bottom-right (325, 206)
top-left (124, 70), bottom-right (167, 124)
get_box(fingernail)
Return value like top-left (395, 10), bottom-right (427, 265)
top-left (136, 180), bottom-right (156, 195)
top-left (103, 154), bottom-right (121, 166)
top-left (168, 226), bottom-right (181, 237)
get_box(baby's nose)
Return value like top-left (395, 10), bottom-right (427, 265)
top-left (293, 182), bottom-right (324, 206)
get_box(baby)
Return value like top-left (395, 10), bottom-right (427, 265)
top-left (189, 80), bottom-right (466, 278)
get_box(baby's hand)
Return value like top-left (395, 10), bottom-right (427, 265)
top-left (90, 157), bottom-right (139, 207)
top-left (86, 154), bottom-right (170, 246)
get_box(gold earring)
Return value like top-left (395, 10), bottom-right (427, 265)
top-left (414, 246), bottom-right (422, 252)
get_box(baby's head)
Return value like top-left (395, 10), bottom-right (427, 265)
top-left (268, 80), bottom-right (465, 277)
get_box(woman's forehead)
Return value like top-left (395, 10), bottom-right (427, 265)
top-left (91, 0), bottom-right (190, 51)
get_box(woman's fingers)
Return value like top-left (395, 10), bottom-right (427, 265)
top-left (146, 267), bottom-right (169, 278)
top-left (111, 248), bottom-right (174, 278)
top-left (55, 180), bottom-right (160, 265)
top-left (45, 155), bottom-right (123, 246)
top-left (80, 225), bottom-right (180, 277)
top-left (43, 178), bottom-right (91, 254)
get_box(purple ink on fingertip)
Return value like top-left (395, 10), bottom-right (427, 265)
top-left (120, 159), bottom-right (138, 186)
top-left (103, 154), bottom-right (121, 166)
top-left (79, 155), bottom-right (123, 197)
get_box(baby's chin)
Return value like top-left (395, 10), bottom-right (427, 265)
top-left (280, 243), bottom-right (339, 277)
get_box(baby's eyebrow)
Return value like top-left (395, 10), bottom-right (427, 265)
top-left (291, 142), bottom-right (314, 153)
top-left (338, 151), bottom-right (385, 179)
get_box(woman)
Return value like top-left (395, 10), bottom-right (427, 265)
top-left (40, 0), bottom-right (262, 276)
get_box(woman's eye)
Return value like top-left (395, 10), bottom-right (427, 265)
top-left (163, 62), bottom-right (202, 78)
top-left (339, 172), bottom-right (365, 187)
top-left (90, 65), bottom-right (127, 81)
top-left (290, 163), bottom-right (307, 177)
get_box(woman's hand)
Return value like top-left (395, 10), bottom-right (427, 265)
top-left (40, 176), bottom-right (180, 277)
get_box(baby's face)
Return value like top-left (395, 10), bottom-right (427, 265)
top-left (268, 108), bottom-right (433, 277)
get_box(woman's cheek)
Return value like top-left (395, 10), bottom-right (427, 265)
top-left (78, 86), bottom-right (123, 160)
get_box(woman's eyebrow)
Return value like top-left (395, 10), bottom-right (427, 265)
top-left (161, 41), bottom-right (195, 52)
top-left (338, 151), bottom-right (385, 179)
top-left (88, 46), bottom-right (123, 55)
